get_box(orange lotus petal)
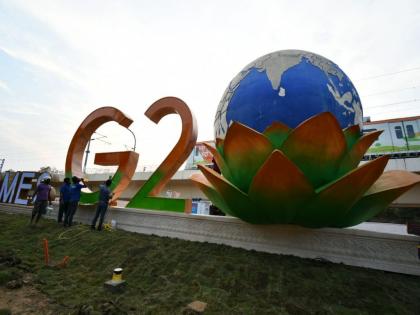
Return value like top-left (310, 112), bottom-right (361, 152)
top-left (198, 164), bottom-right (266, 223)
top-left (343, 125), bottom-right (361, 150)
top-left (337, 130), bottom-right (383, 176)
top-left (281, 112), bottom-right (346, 188)
top-left (296, 155), bottom-right (389, 227)
top-left (202, 142), bottom-right (232, 181)
top-left (333, 171), bottom-right (420, 227)
top-left (223, 122), bottom-right (273, 193)
top-left (364, 170), bottom-right (420, 195)
top-left (248, 150), bottom-right (315, 223)
top-left (190, 173), bottom-right (233, 216)
top-left (263, 122), bottom-right (291, 149)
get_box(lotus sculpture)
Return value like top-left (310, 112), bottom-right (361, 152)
top-left (191, 112), bottom-right (420, 228)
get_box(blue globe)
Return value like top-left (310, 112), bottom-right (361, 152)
top-left (214, 50), bottom-right (363, 138)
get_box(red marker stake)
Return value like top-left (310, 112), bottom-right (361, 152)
top-left (43, 238), bottom-right (49, 266)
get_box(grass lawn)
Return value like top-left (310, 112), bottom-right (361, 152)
top-left (1, 211), bottom-right (420, 314)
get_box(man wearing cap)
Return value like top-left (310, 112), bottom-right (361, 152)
top-left (91, 179), bottom-right (113, 231)
top-left (64, 176), bottom-right (87, 227)
top-left (30, 177), bottom-right (52, 225)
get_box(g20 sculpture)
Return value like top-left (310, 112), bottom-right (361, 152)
top-left (65, 97), bottom-right (197, 212)
top-left (63, 50), bottom-right (420, 228)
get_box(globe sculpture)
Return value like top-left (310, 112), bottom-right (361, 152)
top-left (192, 50), bottom-right (420, 228)
top-left (214, 50), bottom-right (363, 138)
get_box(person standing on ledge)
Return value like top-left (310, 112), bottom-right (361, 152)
top-left (91, 179), bottom-right (113, 231)
top-left (30, 177), bottom-right (52, 225)
top-left (57, 177), bottom-right (71, 224)
top-left (64, 176), bottom-right (87, 227)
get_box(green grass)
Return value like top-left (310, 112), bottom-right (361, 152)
top-left (1, 212), bottom-right (420, 314)
top-left (367, 145), bottom-right (420, 153)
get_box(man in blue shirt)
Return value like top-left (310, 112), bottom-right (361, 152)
top-left (64, 176), bottom-right (87, 227)
top-left (58, 177), bottom-right (71, 224)
top-left (91, 179), bottom-right (113, 231)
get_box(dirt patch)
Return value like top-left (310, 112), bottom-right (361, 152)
top-left (0, 285), bottom-right (54, 315)
top-left (0, 250), bottom-right (56, 314)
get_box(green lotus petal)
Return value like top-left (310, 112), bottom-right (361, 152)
top-left (295, 156), bottom-right (389, 228)
top-left (202, 142), bottom-right (233, 181)
top-left (337, 130), bottom-right (383, 177)
top-left (281, 112), bottom-right (346, 188)
top-left (190, 173), bottom-right (234, 216)
top-left (343, 125), bottom-right (361, 150)
top-left (248, 150), bottom-right (315, 224)
top-left (216, 138), bottom-right (224, 156)
top-left (263, 122), bottom-right (291, 149)
top-left (223, 122), bottom-right (273, 193)
top-left (198, 164), bottom-right (266, 223)
top-left (332, 171), bottom-right (420, 228)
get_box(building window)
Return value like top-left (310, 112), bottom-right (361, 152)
top-left (363, 128), bottom-right (377, 133)
top-left (406, 124), bottom-right (415, 138)
top-left (394, 126), bottom-right (403, 139)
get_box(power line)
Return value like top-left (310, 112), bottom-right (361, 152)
top-left (365, 104), bottom-right (420, 115)
top-left (366, 99), bottom-right (420, 109)
top-left (362, 84), bottom-right (420, 97)
top-left (358, 66), bottom-right (420, 81)
top-left (367, 110), bottom-right (420, 116)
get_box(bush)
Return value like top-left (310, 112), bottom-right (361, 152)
top-left (0, 269), bottom-right (20, 286)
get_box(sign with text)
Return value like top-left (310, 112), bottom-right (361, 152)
top-left (0, 171), bottom-right (51, 205)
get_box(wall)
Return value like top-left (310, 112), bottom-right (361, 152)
top-left (1, 203), bottom-right (419, 276)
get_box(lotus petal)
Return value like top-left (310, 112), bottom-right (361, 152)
top-left (263, 122), bottom-right (291, 149)
top-left (296, 155), bottom-right (389, 227)
top-left (216, 138), bottom-right (225, 156)
top-left (198, 165), bottom-right (265, 223)
top-left (281, 112), bottom-right (346, 188)
top-left (333, 171), bottom-right (420, 228)
top-left (202, 142), bottom-right (233, 181)
top-left (343, 125), bottom-right (361, 150)
top-left (248, 150), bottom-right (315, 223)
top-left (190, 173), bottom-right (233, 216)
top-left (338, 130), bottom-right (383, 177)
top-left (223, 122), bottom-right (273, 192)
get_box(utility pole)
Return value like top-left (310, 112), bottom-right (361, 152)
top-left (83, 132), bottom-right (111, 174)
top-left (0, 159), bottom-right (4, 173)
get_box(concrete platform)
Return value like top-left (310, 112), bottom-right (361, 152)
top-left (1, 203), bottom-right (419, 276)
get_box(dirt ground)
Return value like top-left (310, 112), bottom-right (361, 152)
top-left (0, 284), bottom-right (54, 315)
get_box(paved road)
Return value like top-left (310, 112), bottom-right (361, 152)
top-left (351, 222), bottom-right (408, 235)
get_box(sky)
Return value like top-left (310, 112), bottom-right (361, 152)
top-left (1, 0), bottom-right (420, 172)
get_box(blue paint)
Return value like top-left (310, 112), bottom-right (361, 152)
top-left (224, 54), bottom-right (362, 134)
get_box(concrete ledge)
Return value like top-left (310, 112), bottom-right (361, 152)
top-left (1, 203), bottom-right (420, 276)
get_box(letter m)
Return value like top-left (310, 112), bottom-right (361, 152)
top-left (0, 172), bottom-right (19, 203)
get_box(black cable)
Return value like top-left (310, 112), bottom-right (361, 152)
top-left (358, 66), bottom-right (420, 81)
top-left (362, 84), bottom-right (420, 97)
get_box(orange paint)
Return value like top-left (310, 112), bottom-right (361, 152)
top-left (43, 238), bottom-right (49, 266)
top-left (65, 107), bottom-right (138, 204)
top-left (144, 97), bottom-right (198, 197)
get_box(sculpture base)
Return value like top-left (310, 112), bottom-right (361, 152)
top-left (1, 203), bottom-right (419, 276)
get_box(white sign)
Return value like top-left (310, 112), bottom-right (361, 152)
top-left (0, 171), bottom-right (51, 205)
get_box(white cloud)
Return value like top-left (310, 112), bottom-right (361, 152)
top-left (1, 0), bottom-right (420, 170)
top-left (0, 80), bottom-right (11, 93)
top-left (0, 46), bottom-right (84, 88)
